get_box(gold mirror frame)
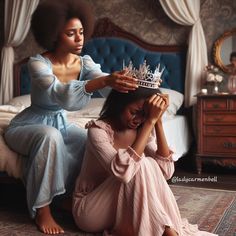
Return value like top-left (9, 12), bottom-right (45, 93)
top-left (213, 28), bottom-right (236, 73)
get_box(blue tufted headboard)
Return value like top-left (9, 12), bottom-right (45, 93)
top-left (81, 37), bottom-right (186, 94)
top-left (13, 18), bottom-right (186, 97)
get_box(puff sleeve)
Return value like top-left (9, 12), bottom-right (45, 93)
top-left (87, 122), bottom-right (143, 184)
top-left (82, 55), bottom-right (111, 98)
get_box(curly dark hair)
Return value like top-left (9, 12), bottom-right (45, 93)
top-left (31, 0), bottom-right (94, 51)
top-left (99, 87), bottom-right (161, 121)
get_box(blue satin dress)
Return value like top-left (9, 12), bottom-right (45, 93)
top-left (4, 54), bottom-right (107, 218)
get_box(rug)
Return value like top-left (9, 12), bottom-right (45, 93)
top-left (170, 185), bottom-right (236, 235)
top-left (0, 185), bottom-right (235, 236)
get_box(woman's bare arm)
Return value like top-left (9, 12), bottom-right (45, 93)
top-left (131, 94), bottom-right (168, 156)
top-left (85, 70), bottom-right (138, 93)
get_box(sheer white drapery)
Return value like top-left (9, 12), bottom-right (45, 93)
top-left (160, 0), bottom-right (208, 107)
top-left (0, 0), bottom-right (39, 104)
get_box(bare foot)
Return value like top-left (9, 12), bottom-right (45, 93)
top-left (35, 205), bottom-right (64, 234)
top-left (163, 226), bottom-right (178, 236)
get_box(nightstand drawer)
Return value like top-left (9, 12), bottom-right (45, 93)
top-left (196, 94), bottom-right (236, 174)
top-left (231, 99), bottom-right (236, 110)
top-left (203, 137), bottom-right (236, 154)
top-left (204, 125), bottom-right (236, 136)
top-left (204, 114), bottom-right (236, 124)
top-left (203, 99), bottom-right (227, 110)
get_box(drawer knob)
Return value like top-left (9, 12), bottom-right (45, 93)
top-left (213, 116), bottom-right (223, 121)
top-left (212, 104), bottom-right (219, 108)
top-left (213, 128), bottom-right (221, 133)
top-left (223, 142), bottom-right (236, 149)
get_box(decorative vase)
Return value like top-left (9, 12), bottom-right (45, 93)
top-left (213, 82), bottom-right (219, 94)
top-left (227, 75), bottom-right (236, 94)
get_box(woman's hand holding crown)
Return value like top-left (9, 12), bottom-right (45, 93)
top-left (105, 69), bottom-right (138, 93)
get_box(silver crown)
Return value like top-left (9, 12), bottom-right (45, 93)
top-left (123, 60), bottom-right (164, 89)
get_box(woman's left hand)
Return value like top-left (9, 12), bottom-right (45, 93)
top-left (105, 69), bottom-right (138, 93)
top-left (145, 94), bottom-right (169, 124)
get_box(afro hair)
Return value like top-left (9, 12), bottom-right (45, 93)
top-left (31, 0), bottom-right (94, 51)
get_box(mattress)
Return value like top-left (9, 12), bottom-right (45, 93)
top-left (162, 115), bottom-right (192, 161)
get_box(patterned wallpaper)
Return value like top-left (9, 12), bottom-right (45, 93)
top-left (201, 0), bottom-right (236, 61)
top-left (1, 0), bottom-right (236, 63)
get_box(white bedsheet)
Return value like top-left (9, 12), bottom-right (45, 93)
top-left (0, 105), bottom-right (25, 179)
top-left (0, 104), bottom-right (192, 179)
top-left (67, 113), bottom-right (192, 162)
top-left (162, 115), bottom-right (192, 161)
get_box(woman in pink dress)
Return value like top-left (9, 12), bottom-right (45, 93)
top-left (73, 86), bottom-right (217, 236)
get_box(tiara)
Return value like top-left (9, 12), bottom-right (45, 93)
top-left (123, 60), bottom-right (165, 89)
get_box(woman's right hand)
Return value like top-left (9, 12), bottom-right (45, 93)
top-left (145, 94), bottom-right (168, 124)
top-left (105, 69), bottom-right (138, 93)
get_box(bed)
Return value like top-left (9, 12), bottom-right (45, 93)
top-left (0, 18), bottom-right (192, 180)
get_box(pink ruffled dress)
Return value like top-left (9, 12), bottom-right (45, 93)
top-left (73, 120), bottom-right (217, 236)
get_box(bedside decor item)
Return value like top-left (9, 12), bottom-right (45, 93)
top-left (227, 74), bottom-right (236, 94)
top-left (213, 28), bottom-right (236, 74)
top-left (201, 88), bottom-right (208, 94)
top-left (204, 65), bottom-right (224, 93)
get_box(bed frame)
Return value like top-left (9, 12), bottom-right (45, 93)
top-left (2, 18), bottom-right (188, 183)
top-left (92, 18), bottom-right (185, 52)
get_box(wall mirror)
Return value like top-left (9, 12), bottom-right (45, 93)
top-left (213, 28), bottom-right (236, 74)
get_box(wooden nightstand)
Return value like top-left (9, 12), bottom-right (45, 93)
top-left (196, 93), bottom-right (236, 174)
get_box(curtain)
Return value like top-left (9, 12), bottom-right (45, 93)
top-left (0, 0), bottom-right (39, 104)
top-left (160, 0), bottom-right (208, 107)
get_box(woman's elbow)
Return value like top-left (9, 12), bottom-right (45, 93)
top-left (63, 103), bottom-right (83, 111)
top-left (111, 164), bottom-right (136, 184)
top-left (61, 98), bottom-right (90, 111)
top-left (164, 165), bottom-right (175, 180)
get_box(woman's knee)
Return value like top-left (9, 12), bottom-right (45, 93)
top-left (37, 126), bottom-right (63, 144)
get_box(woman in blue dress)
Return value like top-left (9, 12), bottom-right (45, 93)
top-left (4, 0), bottom-right (137, 234)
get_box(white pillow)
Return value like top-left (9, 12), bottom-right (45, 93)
top-left (159, 88), bottom-right (184, 115)
top-left (6, 90), bottom-right (183, 117)
top-left (7, 95), bottom-right (31, 107)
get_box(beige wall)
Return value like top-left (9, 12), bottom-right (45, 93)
top-left (1, 0), bottom-right (236, 63)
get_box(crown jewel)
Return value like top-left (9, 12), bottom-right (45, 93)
top-left (123, 60), bottom-right (165, 89)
